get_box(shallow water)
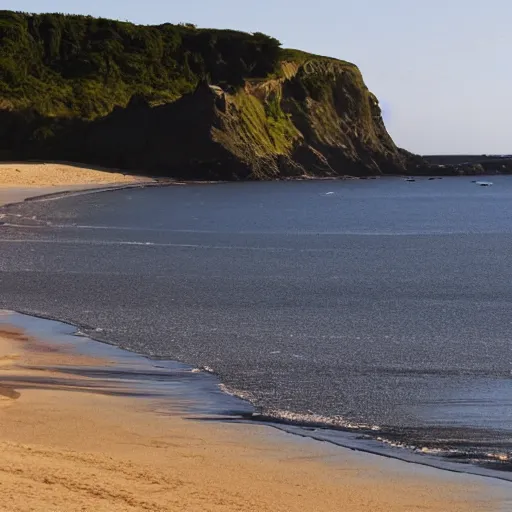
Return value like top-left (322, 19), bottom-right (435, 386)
top-left (0, 310), bottom-right (252, 416)
top-left (1, 176), bottom-right (512, 474)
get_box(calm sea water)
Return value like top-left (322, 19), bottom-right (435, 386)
top-left (1, 176), bottom-right (512, 473)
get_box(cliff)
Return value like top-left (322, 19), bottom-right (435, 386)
top-left (0, 11), bottom-right (476, 179)
top-left (20, 58), bottom-right (413, 179)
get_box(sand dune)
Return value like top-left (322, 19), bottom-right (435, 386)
top-left (0, 324), bottom-right (507, 512)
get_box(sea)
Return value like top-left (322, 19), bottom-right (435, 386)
top-left (1, 176), bottom-right (512, 479)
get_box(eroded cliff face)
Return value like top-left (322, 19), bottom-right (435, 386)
top-left (247, 58), bottom-right (409, 177)
top-left (283, 60), bottom-right (409, 175)
top-left (1, 12), bottom-right (502, 179)
top-left (26, 58), bottom-right (413, 179)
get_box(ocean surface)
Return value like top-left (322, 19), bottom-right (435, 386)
top-left (1, 176), bottom-right (512, 476)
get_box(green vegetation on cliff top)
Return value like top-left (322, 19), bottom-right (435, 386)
top-left (0, 10), bottom-right (414, 180)
top-left (0, 10), bottom-right (350, 119)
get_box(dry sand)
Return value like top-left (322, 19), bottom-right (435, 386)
top-left (0, 323), bottom-right (509, 512)
top-left (0, 162), bottom-right (150, 187)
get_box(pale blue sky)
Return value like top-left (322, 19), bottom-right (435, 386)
top-left (6, 0), bottom-right (511, 154)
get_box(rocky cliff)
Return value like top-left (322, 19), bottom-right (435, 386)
top-left (0, 11), bottom-right (477, 179)
top-left (23, 58), bottom-right (414, 179)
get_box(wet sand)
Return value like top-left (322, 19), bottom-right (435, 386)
top-left (0, 317), bottom-right (509, 512)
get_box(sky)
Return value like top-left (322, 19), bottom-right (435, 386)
top-left (5, 0), bottom-right (511, 155)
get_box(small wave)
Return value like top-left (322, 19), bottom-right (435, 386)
top-left (375, 435), bottom-right (512, 467)
top-left (216, 381), bottom-right (380, 431)
top-left (219, 378), bottom-right (376, 431)
top-left (193, 365), bottom-right (215, 374)
top-left (218, 383), bottom-right (257, 403)
top-left (190, 366), bottom-right (215, 374)
top-left (261, 409), bottom-right (381, 432)
top-left (263, 410), bottom-right (512, 470)
top-left (214, 381), bottom-right (512, 476)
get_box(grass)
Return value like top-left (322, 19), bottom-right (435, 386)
top-left (233, 90), bottom-right (299, 156)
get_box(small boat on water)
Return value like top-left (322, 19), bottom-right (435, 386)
top-left (475, 181), bottom-right (493, 186)
top-left (405, 177), bottom-right (416, 182)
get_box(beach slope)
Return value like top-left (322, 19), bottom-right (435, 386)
top-left (0, 162), bottom-right (153, 206)
top-left (0, 318), bottom-right (507, 512)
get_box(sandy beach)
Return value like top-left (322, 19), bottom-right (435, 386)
top-left (0, 176), bottom-right (510, 512)
top-left (0, 162), bottom-right (150, 187)
top-left (0, 314), bottom-right (509, 512)
top-left (0, 161), bottom-right (154, 207)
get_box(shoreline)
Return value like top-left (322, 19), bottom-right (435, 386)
top-left (1, 159), bottom-right (506, 212)
top-left (0, 310), bottom-right (510, 511)
top-left (1, 171), bottom-right (512, 509)
top-left (0, 161), bottom-right (153, 188)
top-left (10, 304), bottom-right (512, 485)
top-left (0, 161), bottom-right (167, 208)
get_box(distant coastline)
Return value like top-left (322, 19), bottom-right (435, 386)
top-left (424, 154), bottom-right (512, 171)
